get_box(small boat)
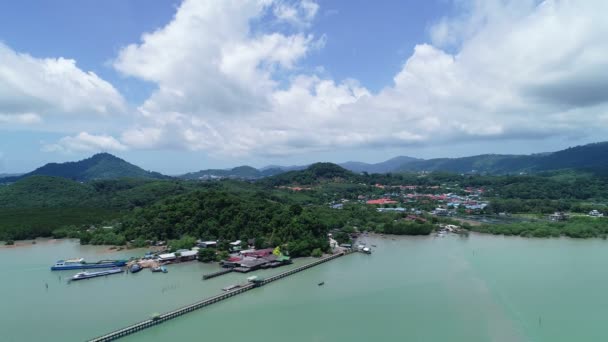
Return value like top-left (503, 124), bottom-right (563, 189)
top-left (371, 244), bottom-right (377, 247)
top-left (71, 268), bottom-right (123, 281)
top-left (130, 264), bottom-right (142, 273)
top-left (152, 266), bottom-right (167, 273)
top-left (51, 258), bottom-right (127, 271)
top-left (361, 247), bottom-right (372, 254)
top-left (318, 282), bottom-right (325, 286)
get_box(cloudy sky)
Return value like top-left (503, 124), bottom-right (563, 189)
top-left (1, 0), bottom-right (607, 174)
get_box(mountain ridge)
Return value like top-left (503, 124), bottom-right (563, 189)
top-left (1, 153), bottom-right (169, 183)
top-left (398, 142), bottom-right (608, 174)
top-left (2, 142), bottom-right (608, 183)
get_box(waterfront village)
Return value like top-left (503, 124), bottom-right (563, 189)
top-left (52, 234), bottom-right (371, 285)
top-left (54, 180), bottom-right (607, 284)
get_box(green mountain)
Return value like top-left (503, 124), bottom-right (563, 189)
top-left (2, 153), bottom-right (169, 182)
top-left (398, 142), bottom-right (608, 174)
top-left (262, 162), bottom-right (357, 186)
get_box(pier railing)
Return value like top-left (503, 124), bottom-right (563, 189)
top-left (87, 250), bottom-right (351, 342)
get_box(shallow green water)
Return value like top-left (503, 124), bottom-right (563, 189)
top-left (2, 235), bottom-right (608, 341)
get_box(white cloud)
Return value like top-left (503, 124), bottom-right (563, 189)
top-left (114, 0), bottom-right (318, 119)
top-left (0, 113), bottom-right (42, 124)
top-left (273, 0), bottom-right (319, 27)
top-left (43, 132), bottom-right (127, 153)
top-left (0, 42), bottom-right (125, 126)
top-left (49, 0), bottom-right (608, 157)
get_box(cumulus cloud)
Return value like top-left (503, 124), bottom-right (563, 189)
top-left (0, 43), bottom-right (125, 126)
top-left (43, 132), bottom-right (127, 153)
top-left (49, 0), bottom-right (608, 157)
top-left (113, 0), bottom-right (318, 119)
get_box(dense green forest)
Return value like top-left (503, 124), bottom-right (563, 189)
top-left (0, 207), bottom-right (120, 241)
top-left (471, 217), bottom-right (608, 239)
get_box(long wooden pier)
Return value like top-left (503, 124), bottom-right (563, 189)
top-left (87, 251), bottom-right (351, 342)
top-left (202, 268), bottom-right (232, 280)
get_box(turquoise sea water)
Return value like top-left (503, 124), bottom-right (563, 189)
top-left (2, 235), bottom-right (608, 341)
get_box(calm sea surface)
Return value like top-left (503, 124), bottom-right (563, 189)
top-left (2, 235), bottom-right (607, 342)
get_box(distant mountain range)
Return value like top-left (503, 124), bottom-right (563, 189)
top-left (397, 142), bottom-right (608, 174)
top-left (1, 142), bottom-right (608, 183)
top-left (179, 165), bottom-right (284, 180)
top-left (339, 156), bottom-right (421, 174)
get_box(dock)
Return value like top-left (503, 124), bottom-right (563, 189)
top-left (87, 251), bottom-right (350, 342)
top-left (202, 268), bottom-right (233, 280)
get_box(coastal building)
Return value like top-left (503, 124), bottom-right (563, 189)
top-left (222, 253), bottom-right (291, 272)
top-left (366, 198), bottom-right (398, 205)
top-left (197, 240), bottom-right (217, 248)
top-left (178, 250), bottom-right (198, 261)
top-left (589, 210), bottom-right (604, 217)
top-left (158, 253), bottom-right (176, 262)
top-left (434, 208), bottom-right (449, 216)
top-left (376, 207), bottom-right (406, 212)
top-left (549, 212), bottom-right (568, 221)
top-left (241, 248), bottom-right (273, 258)
top-left (229, 240), bottom-right (242, 252)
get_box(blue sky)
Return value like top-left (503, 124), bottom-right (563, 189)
top-left (0, 0), bottom-right (606, 174)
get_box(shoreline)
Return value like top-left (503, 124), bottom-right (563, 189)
top-left (5, 226), bottom-right (608, 250)
top-left (0, 237), bottom-right (165, 253)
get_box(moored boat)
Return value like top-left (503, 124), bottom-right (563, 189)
top-left (51, 258), bottom-right (127, 271)
top-left (71, 268), bottom-right (123, 281)
top-left (130, 264), bottom-right (142, 273)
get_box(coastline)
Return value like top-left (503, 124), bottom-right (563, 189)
top-left (0, 237), bottom-right (165, 254)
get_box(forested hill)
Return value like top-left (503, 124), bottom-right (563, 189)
top-left (260, 162), bottom-right (359, 186)
top-left (1, 153), bottom-right (169, 182)
top-left (398, 142), bottom-right (608, 174)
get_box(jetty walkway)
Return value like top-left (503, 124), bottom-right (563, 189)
top-left (202, 268), bottom-right (233, 280)
top-left (88, 251), bottom-right (351, 342)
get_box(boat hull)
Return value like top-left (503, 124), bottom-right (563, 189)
top-left (51, 261), bottom-right (127, 271)
top-left (71, 268), bottom-right (124, 281)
